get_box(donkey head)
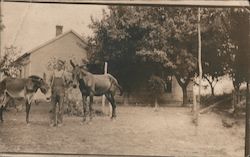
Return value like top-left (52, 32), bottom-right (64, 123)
top-left (29, 75), bottom-right (49, 94)
top-left (70, 60), bottom-right (80, 88)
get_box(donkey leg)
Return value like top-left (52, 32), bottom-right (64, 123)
top-left (0, 106), bottom-right (3, 122)
top-left (25, 94), bottom-right (35, 124)
top-left (25, 101), bottom-right (32, 124)
top-left (0, 95), bottom-right (10, 122)
top-left (110, 95), bottom-right (117, 119)
top-left (105, 94), bottom-right (116, 119)
top-left (82, 95), bottom-right (87, 123)
top-left (89, 95), bottom-right (94, 121)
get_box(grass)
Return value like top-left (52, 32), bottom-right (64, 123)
top-left (0, 102), bottom-right (245, 157)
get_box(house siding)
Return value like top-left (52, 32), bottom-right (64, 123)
top-left (29, 32), bottom-right (87, 78)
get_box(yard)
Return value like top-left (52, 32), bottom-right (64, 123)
top-left (0, 102), bottom-right (245, 157)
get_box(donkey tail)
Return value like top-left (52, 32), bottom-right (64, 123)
top-left (116, 84), bottom-right (123, 96)
top-left (107, 74), bottom-right (123, 96)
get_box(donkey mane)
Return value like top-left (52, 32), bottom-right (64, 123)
top-left (29, 75), bottom-right (42, 80)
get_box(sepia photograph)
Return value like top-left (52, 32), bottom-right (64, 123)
top-left (0, 0), bottom-right (249, 156)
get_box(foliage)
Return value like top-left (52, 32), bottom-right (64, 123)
top-left (148, 75), bottom-right (165, 108)
top-left (88, 7), bottom-right (198, 96)
top-left (87, 6), bottom-right (246, 105)
top-left (223, 8), bottom-right (249, 90)
top-left (200, 8), bottom-right (231, 95)
top-left (148, 75), bottom-right (165, 98)
top-left (0, 17), bottom-right (21, 78)
top-left (134, 7), bottom-right (199, 105)
top-left (87, 6), bottom-right (162, 93)
top-left (0, 46), bottom-right (22, 77)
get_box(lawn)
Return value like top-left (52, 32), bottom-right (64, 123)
top-left (0, 102), bottom-right (245, 157)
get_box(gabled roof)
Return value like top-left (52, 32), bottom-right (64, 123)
top-left (16, 29), bottom-right (87, 61)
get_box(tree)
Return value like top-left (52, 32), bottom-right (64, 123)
top-left (87, 6), bottom-right (161, 99)
top-left (88, 7), bottom-right (231, 105)
top-left (0, 16), bottom-right (20, 78)
top-left (136, 7), bottom-right (198, 106)
top-left (200, 8), bottom-right (230, 96)
top-left (222, 8), bottom-right (249, 90)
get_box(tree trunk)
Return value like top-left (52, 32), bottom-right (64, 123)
top-left (234, 83), bottom-right (240, 102)
top-left (174, 76), bottom-right (190, 106)
top-left (207, 78), bottom-right (215, 96)
top-left (181, 86), bottom-right (188, 107)
top-left (204, 75), bottom-right (216, 96)
top-left (211, 85), bottom-right (215, 96)
top-left (233, 82), bottom-right (241, 114)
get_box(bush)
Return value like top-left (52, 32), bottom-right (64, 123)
top-left (64, 87), bottom-right (83, 116)
top-left (148, 75), bottom-right (165, 109)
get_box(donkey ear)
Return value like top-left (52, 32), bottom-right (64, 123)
top-left (43, 73), bottom-right (46, 81)
top-left (70, 60), bottom-right (75, 68)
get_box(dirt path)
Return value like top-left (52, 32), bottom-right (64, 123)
top-left (0, 103), bottom-right (245, 157)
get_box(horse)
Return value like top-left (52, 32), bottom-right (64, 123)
top-left (70, 60), bottom-right (123, 122)
top-left (0, 75), bottom-right (50, 124)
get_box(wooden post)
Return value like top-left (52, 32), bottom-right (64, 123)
top-left (102, 62), bottom-right (107, 114)
top-left (193, 93), bottom-right (196, 113)
top-left (194, 7), bottom-right (202, 126)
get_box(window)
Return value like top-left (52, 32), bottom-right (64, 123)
top-left (165, 76), bottom-right (172, 93)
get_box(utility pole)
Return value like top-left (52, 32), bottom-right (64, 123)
top-left (102, 62), bottom-right (107, 113)
top-left (194, 7), bottom-right (202, 126)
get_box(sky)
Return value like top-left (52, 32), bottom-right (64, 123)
top-left (2, 2), bottom-right (107, 53)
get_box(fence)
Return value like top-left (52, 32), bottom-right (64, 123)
top-left (232, 90), bottom-right (246, 113)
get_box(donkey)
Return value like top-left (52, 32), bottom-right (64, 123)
top-left (0, 75), bottom-right (50, 124)
top-left (70, 60), bottom-right (122, 122)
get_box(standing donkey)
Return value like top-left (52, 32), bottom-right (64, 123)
top-left (70, 60), bottom-right (122, 123)
top-left (0, 75), bottom-right (49, 124)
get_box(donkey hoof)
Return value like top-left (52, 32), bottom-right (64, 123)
top-left (80, 121), bottom-right (86, 125)
top-left (26, 123), bottom-right (31, 126)
top-left (111, 116), bottom-right (116, 121)
top-left (49, 123), bottom-right (56, 127)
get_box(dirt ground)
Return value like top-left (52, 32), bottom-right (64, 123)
top-left (0, 102), bottom-right (245, 157)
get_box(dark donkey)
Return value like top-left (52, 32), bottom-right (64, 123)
top-left (0, 75), bottom-right (49, 124)
top-left (70, 60), bottom-right (123, 122)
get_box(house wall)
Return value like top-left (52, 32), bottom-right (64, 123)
top-left (161, 76), bottom-right (193, 103)
top-left (112, 76), bottom-right (193, 106)
top-left (18, 55), bottom-right (31, 78)
top-left (29, 32), bottom-right (87, 78)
